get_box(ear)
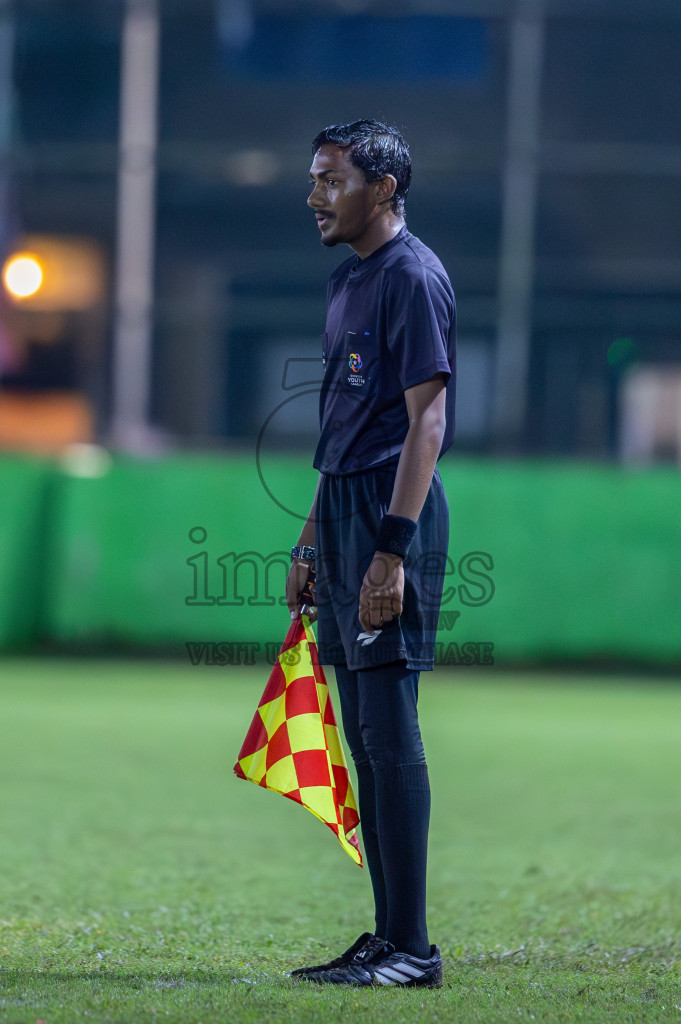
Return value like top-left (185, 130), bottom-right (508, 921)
top-left (374, 173), bottom-right (397, 207)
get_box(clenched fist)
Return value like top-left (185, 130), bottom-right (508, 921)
top-left (359, 552), bottom-right (404, 633)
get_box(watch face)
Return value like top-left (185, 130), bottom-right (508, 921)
top-left (292, 545), bottom-right (315, 561)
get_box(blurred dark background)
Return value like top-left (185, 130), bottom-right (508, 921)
top-left (2, 0), bottom-right (680, 461)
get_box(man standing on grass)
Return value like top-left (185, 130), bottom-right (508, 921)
top-left (285, 119), bottom-right (456, 989)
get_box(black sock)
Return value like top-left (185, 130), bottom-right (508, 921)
top-left (374, 761), bottom-right (431, 958)
top-left (355, 762), bottom-right (387, 937)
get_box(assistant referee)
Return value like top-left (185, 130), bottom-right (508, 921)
top-left (286, 119), bottom-right (456, 989)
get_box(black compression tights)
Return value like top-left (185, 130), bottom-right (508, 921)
top-left (334, 662), bottom-right (432, 959)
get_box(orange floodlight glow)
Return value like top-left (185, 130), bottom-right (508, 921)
top-left (2, 253), bottom-right (44, 299)
top-left (1, 236), bottom-right (105, 311)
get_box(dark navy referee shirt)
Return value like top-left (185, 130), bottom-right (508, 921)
top-left (313, 226), bottom-right (456, 476)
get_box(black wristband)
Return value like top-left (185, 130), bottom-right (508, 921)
top-left (375, 514), bottom-right (417, 559)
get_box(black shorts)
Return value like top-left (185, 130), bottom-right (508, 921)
top-left (315, 461), bottom-right (449, 672)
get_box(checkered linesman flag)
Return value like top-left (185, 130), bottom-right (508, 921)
top-left (234, 614), bottom-right (363, 866)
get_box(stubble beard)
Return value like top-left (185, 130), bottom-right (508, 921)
top-left (319, 223), bottom-right (341, 248)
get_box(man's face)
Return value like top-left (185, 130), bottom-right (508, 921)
top-left (307, 144), bottom-right (379, 250)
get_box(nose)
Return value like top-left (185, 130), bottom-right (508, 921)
top-left (307, 181), bottom-right (323, 208)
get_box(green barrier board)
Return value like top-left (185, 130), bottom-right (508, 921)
top-left (1, 452), bottom-right (680, 667)
top-left (0, 454), bottom-right (55, 649)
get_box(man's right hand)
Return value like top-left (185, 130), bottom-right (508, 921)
top-left (286, 559), bottom-right (317, 622)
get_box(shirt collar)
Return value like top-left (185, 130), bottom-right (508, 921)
top-left (349, 224), bottom-right (409, 274)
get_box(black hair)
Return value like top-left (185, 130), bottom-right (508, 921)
top-left (312, 119), bottom-right (411, 216)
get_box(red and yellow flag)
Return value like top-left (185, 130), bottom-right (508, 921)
top-left (234, 615), bottom-right (362, 866)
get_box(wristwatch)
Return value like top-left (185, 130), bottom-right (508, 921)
top-left (291, 544), bottom-right (316, 562)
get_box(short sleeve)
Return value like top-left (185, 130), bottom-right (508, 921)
top-left (385, 261), bottom-right (454, 391)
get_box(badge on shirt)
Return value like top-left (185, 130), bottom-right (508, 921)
top-left (346, 331), bottom-right (373, 388)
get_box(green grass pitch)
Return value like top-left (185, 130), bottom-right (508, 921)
top-left (1, 660), bottom-right (680, 1023)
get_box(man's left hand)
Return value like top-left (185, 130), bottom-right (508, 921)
top-left (359, 552), bottom-right (404, 632)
